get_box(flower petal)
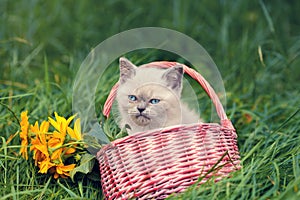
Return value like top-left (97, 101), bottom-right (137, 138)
top-left (74, 118), bottom-right (82, 140)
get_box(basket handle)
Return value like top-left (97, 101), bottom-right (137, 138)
top-left (103, 61), bottom-right (234, 129)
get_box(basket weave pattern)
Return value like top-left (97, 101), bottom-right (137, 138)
top-left (97, 62), bottom-right (241, 199)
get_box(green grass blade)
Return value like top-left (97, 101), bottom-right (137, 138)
top-left (259, 0), bottom-right (275, 33)
top-left (57, 179), bottom-right (80, 198)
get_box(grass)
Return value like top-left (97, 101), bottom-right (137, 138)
top-left (1, 0), bottom-right (300, 199)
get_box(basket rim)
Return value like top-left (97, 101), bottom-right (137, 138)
top-left (97, 120), bottom-right (236, 153)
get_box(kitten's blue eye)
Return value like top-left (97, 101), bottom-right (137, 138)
top-left (128, 95), bottom-right (137, 101)
top-left (149, 98), bottom-right (160, 104)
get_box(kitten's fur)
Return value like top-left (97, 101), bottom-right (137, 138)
top-left (116, 57), bottom-right (200, 134)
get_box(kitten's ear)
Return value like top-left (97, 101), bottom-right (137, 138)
top-left (162, 65), bottom-right (184, 93)
top-left (119, 57), bottom-right (137, 84)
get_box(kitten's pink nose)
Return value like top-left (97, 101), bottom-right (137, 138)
top-left (137, 107), bottom-right (145, 113)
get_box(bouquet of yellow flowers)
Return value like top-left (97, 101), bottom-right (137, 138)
top-left (19, 111), bottom-right (94, 179)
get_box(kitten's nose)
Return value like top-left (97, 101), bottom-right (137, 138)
top-left (137, 107), bottom-right (145, 113)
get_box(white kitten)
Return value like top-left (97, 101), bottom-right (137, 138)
top-left (116, 57), bottom-right (200, 134)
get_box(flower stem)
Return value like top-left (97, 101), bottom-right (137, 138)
top-left (50, 141), bottom-right (85, 152)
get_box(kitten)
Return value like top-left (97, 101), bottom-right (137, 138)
top-left (116, 57), bottom-right (200, 135)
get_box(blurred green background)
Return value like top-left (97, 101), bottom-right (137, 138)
top-left (1, 0), bottom-right (299, 88)
top-left (1, 0), bottom-right (300, 199)
top-left (1, 0), bottom-right (299, 101)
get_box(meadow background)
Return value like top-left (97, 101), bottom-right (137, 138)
top-left (1, 0), bottom-right (300, 199)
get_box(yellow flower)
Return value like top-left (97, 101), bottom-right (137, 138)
top-left (48, 130), bottom-right (65, 163)
top-left (30, 128), bottom-right (49, 166)
top-left (48, 112), bottom-right (76, 150)
top-left (18, 111), bottom-right (83, 179)
top-left (48, 113), bottom-right (81, 163)
top-left (50, 148), bottom-right (63, 163)
top-left (51, 163), bottom-right (76, 179)
top-left (48, 112), bottom-right (76, 135)
top-left (48, 131), bottom-right (64, 147)
top-left (67, 118), bottom-right (82, 141)
top-left (64, 118), bottom-right (82, 155)
top-left (32, 150), bottom-right (47, 166)
top-left (38, 157), bottom-right (55, 174)
top-left (64, 147), bottom-right (76, 155)
top-left (19, 111), bottom-right (29, 160)
top-left (30, 120), bottom-right (49, 135)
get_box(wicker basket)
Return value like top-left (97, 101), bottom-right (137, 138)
top-left (97, 62), bottom-right (241, 200)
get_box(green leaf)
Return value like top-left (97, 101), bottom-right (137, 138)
top-left (70, 153), bottom-right (95, 181)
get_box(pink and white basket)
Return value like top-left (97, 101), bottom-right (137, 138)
top-left (97, 61), bottom-right (241, 199)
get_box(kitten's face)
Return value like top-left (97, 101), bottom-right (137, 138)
top-left (125, 84), bottom-right (181, 127)
top-left (116, 57), bottom-right (184, 133)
